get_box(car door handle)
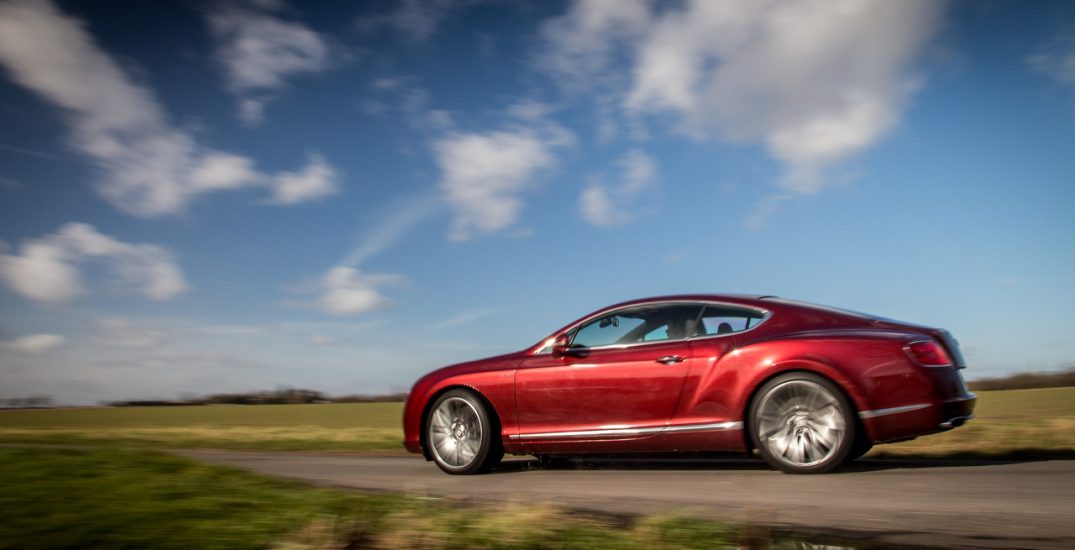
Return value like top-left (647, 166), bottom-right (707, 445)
top-left (656, 355), bottom-right (684, 365)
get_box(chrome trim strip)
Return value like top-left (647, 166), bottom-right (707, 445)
top-left (858, 403), bottom-right (931, 419)
top-left (508, 421), bottom-right (743, 440)
top-left (664, 421), bottom-right (743, 433)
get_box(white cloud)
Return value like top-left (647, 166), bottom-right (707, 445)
top-left (744, 193), bottom-right (793, 231)
top-left (579, 149), bottom-right (656, 227)
top-left (266, 153), bottom-right (339, 204)
top-left (3, 333), bottom-right (65, 353)
top-left (540, 0), bottom-right (651, 83)
top-left (206, 0), bottom-right (333, 125)
top-left (0, 0), bottom-right (338, 216)
top-left (0, 222), bottom-right (188, 303)
top-left (431, 309), bottom-right (496, 331)
top-left (292, 195), bottom-right (437, 319)
top-left (95, 318), bottom-right (166, 349)
top-left (1027, 39), bottom-right (1075, 89)
top-left (314, 267), bottom-right (400, 316)
top-left (0, 314), bottom-right (470, 405)
top-left (358, 0), bottom-right (477, 43)
top-left (434, 123), bottom-right (573, 241)
top-left (339, 193), bottom-right (439, 267)
top-left (578, 186), bottom-right (622, 228)
top-left (372, 77), bottom-right (404, 91)
top-left (189, 153), bottom-right (262, 192)
top-left (0, 143), bottom-right (63, 161)
top-left (301, 194), bottom-right (439, 320)
top-left (309, 334), bottom-right (339, 346)
top-left (544, 0), bottom-right (942, 195)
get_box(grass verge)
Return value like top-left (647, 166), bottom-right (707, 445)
top-left (0, 446), bottom-right (823, 550)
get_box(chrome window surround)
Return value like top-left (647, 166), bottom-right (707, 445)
top-left (508, 420), bottom-right (743, 440)
top-left (533, 300), bottom-right (772, 355)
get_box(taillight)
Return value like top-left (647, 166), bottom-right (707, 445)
top-left (904, 339), bottom-right (953, 367)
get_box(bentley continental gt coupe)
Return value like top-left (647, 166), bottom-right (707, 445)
top-left (403, 295), bottom-right (976, 474)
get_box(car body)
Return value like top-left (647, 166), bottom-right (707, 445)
top-left (404, 295), bottom-right (976, 474)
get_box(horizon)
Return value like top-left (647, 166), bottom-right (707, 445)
top-left (1, 0), bottom-right (1073, 405)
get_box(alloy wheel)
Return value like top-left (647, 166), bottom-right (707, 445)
top-left (752, 375), bottom-right (852, 473)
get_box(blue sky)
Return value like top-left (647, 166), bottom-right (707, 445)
top-left (0, 0), bottom-right (1073, 405)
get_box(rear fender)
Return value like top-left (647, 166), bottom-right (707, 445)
top-left (741, 360), bottom-right (873, 444)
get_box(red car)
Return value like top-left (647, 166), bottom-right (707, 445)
top-left (403, 295), bottom-right (976, 474)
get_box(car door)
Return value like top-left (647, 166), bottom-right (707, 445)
top-left (514, 303), bottom-right (703, 440)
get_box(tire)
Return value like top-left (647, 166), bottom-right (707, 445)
top-left (426, 389), bottom-right (503, 475)
top-left (848, 430), bottom-right (873, 460)
top-left (749, 372), bottom-right (854, 474)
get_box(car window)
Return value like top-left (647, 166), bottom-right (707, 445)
top-left (693, 305), bottom-right (765, 337)
top-left (571, 314), bottom-right (645, 348)
top-left (571, 304), bottom-right (702, 348)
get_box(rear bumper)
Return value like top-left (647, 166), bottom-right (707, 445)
top-left (862, 393), bottom-right (977, 443)
top-left (936, 393), bottom-right (977, 429)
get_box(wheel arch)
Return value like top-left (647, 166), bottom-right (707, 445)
top-left (740, 364), bottom-right (868, 452)
top-left (418, 384), bottom-right (503, 461)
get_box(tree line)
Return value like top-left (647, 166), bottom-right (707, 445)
top-left (106, 388), bottom-right (408, 406)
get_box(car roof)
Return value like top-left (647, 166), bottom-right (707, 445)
top-left (602, 294), bottom-right (778, 310)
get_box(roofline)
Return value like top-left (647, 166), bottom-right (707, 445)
top-left (525, 294), bottom-right (780, 354)
top-left (600, 294), bottom-right (778, 310)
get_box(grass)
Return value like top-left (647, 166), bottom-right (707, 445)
top-left (1, 390), bottom-right (1071, 548)
top-left (1, 388), bottom-right (1073, 458)
top-left (0, 402), bottom-right (405, 452)
top-left (0, 446), bottom-right (807, 549)
top-left (872, 387), bottom-right (1075, 458)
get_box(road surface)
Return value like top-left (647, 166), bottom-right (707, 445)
top-left (179, 451), bottom-right (1075, 549)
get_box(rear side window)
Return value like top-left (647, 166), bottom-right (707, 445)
top-left (693, 305), bottom-right (765, 337)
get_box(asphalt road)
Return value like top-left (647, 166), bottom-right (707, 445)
top-left (179, 451), bottom-right (1075, 549)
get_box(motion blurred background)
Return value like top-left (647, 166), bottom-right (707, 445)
top-left (3, 2), bottom-right (1074, 548)
top-left (0, 0), bottom-right (1072, 406)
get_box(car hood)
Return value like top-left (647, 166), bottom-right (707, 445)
top-left (415, 351), bottom-right (524, 386)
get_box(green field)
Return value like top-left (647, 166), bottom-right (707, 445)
top-left (0, 446), bottom-right (776, 550)
top-left (1, 389), bottom-right (1072, 548)
top-left (1, 388), bottom-right (1073, 457)
top-left (871, 387), bottom-right (1075, 458)
top-left (0, 402), bottom-right (404, 451)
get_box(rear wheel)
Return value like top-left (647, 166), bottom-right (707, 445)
top-left (848, 431), bottom-right (873, 460)
top-left (426, 389), bottom-right (502, 475)
top-left (750, 373), bottom-right (854, 474)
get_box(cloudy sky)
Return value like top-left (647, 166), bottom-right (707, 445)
top-left (0, 0), bottom-right (1072, 405)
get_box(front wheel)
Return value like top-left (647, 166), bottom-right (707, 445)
top-left (749, 373), bottom-right (854, 474)
top-left (426, 389), bottom-right (502, 475)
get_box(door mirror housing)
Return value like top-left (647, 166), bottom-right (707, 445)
top-left (551, 334), bottom-right (571, 358)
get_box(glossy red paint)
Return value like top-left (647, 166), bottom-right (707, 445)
top-left (403, 295), bottom-right (976, 463)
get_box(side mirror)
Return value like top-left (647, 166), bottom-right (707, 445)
top-left (551, 334), bottom-right (571, 358)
